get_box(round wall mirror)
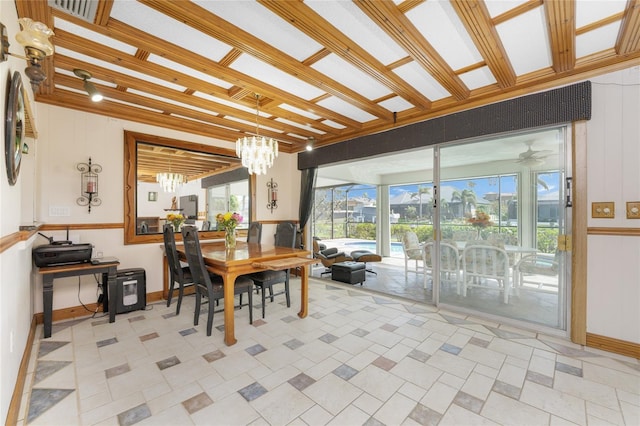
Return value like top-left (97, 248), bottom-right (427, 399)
top-left (5, 71), bottom-right (25, 186)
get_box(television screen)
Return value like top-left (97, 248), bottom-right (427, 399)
top-left (180, 195), bottom-right (198, 219)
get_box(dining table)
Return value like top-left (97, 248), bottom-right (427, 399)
top-left (174, 241), bottom-right (317, 346)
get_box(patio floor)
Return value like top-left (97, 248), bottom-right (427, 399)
top-left (312, 239), bottom-right (562, 330)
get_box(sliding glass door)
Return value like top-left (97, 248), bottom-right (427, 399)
top-left (435, 128), bottom-right (568, 329)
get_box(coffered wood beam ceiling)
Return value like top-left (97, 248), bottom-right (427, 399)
top-left (15, 0), bottom-right (640, 157)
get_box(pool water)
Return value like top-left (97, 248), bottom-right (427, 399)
top-left (344, 241), bottom-right (404, 256)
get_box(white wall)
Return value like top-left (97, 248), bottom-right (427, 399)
top-left (30, 104), bottom-right (299, 314)
top-left (586, 67), bottom-right (640, 343)
top-left (0, 4), bottom-right (40, 421)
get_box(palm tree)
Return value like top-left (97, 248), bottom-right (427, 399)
top-left (411, 185), bottom-right (431, 220)
top-left (451, 189), bottom-right (477, 217)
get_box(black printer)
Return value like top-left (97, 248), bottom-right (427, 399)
top-left (32, 233), bottom-right (93, 267)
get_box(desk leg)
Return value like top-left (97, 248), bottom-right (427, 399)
top-left (298, 264), bottom-right (309, 318)
top-left (42, 275), bottom-right (54, 338)
top-left (107, 265), bottom-right (117, 323)
top-left (223, 273), bottom-right (237, 346)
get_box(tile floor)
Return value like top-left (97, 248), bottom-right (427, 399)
top-left (19, 277), bottom-right (640, 425)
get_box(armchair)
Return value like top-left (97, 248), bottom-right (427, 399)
top-left (312, 238), bottom-right (352, 276)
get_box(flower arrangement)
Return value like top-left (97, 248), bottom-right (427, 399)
top-left (466, 211), bottom-right (494, 228)
top-left (216, 211), bottom-right (243, 231)
top-left (166, 213), bottom-right (185, 230)
top-left (216, 212), bottom-right (243, 249)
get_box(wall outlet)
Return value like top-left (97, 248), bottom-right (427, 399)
top-left (627, 202), bottom-right (640, 219)
top-left (592, 202), bottom-right (615, 218)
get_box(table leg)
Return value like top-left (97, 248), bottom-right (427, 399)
top-left (42, 275), bottom-right (54, 338)
top-left (223, 273), bottom-right (237, 346)
top-left (107, 265), bottom-right (117, 323)
top-left (298, 264), bottom-right (309, 318)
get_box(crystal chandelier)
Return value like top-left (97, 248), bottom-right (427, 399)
top-left (236, 94), bottom-right (278, 175)
top-left (156, 172), bottom-right (185, 193)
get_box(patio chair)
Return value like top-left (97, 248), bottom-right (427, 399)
top-left (513, 252), bottom-right (559, 294)
top-left (461, 241), bottom-right (511, 303)
top-left (313, 238), bottom-right (352, 276)
top-left (401, 231), bottom-right (424, 279)
top-left (439, 241), bottom-right (461, 294)
top-left (422, 241), bottom-right (435, 288)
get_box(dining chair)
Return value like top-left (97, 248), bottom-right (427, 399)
top-left (249, 221), bottom-right (296, 318)
top-left (461, 241), bottom-right (511, 303)
top-left (401, 231), bottom-right (424, 279)
top-left (181, 226), bottom-right (253, 336)
top-left (247, 222), bottom-right (262, 244)
top-left (163, 223), bottom-right (193, 315)
top-left (201, 220), bottom-right (211, 231)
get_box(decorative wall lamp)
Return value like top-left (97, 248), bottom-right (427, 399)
top-left (77, 157), bottom-right (102, 213)
top-left (73, 69), bottom-right (103, 102)
top-left (0, 18), bottom-right (55, 90)
top-left (267, 178), bottom-right (278, 212)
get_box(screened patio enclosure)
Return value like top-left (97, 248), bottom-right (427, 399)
top-left (313, 126), bottom-right (570, 331)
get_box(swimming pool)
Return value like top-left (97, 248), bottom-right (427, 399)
top-left (344, 241), bottom-right (404, 256)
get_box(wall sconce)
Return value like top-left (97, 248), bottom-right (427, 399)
top-left (77, 157), bottom-right (102, 213)
top-left (0, 19), bottom-right (55, 90)
top-left (267, 178), bottom-right (278, 213)
top-left (74, 69), bottom-right (103, 102)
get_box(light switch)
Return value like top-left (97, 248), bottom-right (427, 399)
top-left (627, 202), bottom-right (640, 219)
top-left (592, 202), bottom-right (615, 218)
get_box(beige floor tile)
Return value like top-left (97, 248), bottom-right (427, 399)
top-left (520, 381), bottom-right (587, 425)
top-left (250, 383), bottom-right (314, 425)
top-left (303, 374), bottom-right (363, 415)
top-left (371, 392), bottom-right (417, 425)
top-left (482, 391), bottom-right (550, 425)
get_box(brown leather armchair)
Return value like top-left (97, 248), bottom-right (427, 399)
top-left (313, 238), bottom-right (352, 276)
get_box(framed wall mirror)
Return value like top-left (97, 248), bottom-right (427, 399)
top-left (124, 131), bottom-right (255, 245)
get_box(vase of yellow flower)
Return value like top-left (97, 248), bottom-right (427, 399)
top-left (166, 213), bottom-right (185, 232)
top-left (466, 211), bottom-right (493, 239)
top-left (216, 212), bottom-right (243, 249)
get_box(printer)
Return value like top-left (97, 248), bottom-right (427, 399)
top-left (32, 233), bottom-right (93, 267)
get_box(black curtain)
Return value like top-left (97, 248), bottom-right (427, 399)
top-left (298, 167), bottom-right (317, 247)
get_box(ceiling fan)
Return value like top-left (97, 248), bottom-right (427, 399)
top-left (515, 141), bottom-right (552, 166)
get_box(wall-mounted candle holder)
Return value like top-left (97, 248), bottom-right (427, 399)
top-left (267, 178), bottom-right (278, 213)
top-left (77, 157), bottom-right (102, 213)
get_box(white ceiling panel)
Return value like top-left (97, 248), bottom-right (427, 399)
top-left (316, 96), bottom-right (378, 123)
top-left (576, 22), bottom-right (622, 58)
top-left (459, 67), bottom-right (497, 90)
top-left (378, 96), bottom-right (415, 114)
top-left (110, 0), bottom-right (232, 62)
top-left (312, 54), bottom-right (392, 100)
top-left (406, 0), bottom-right (483, 71)
top-left (576, 0), bottom-right (627, 28)
top-left (230, 54), bottom-right (326, 101)
top-left (305, 0), bottom-right (408, 65)
top-left (193, 0), bottom-right (323, 61)
top-left (54, 17), bottom-right (136, 54)
top-left (393, 62), bottom-right (451, 101)
top-left (147, 55), bottom-right (233, 90)
top-left (496, 7), bottom-right (551, 76)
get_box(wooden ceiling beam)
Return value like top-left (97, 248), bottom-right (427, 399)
top-left (258, 0), bottom-right (432, 110)
top-left (49, 9), bottom-right (363, 131)
top-left (544, 0), bottom-right (576, 73)
top-left (355, 0), bottom-right (470, 101)
top-left (140, 0), bottom-right (394, 121)
top-left (451, 0), bottom-right (516, 89)
top-left (53, 33), bottom-right (339, 138)
top-left (616, 0), bottom-right (640, 54)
